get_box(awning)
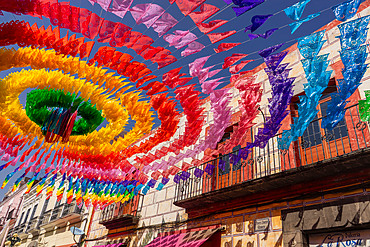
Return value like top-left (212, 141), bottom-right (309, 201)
top-left (145, 227), bottom-right (220, 247)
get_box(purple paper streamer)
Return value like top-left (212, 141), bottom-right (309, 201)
top-left (180, 171), bottom-right (191, 180)
top-left (218, 159), bottom-right (226, 171)
top-left (248, 28), bottom-right (278, 40)
top-left (245, 14), bottom-right (273, 33)
top-left (194, 168), bottom-right (204, 178)
top-left (258, 43), bottom-right (285, 58)
top-left (173, 174), bottom-right (181, 184)
top-left (204, 163), bottom-right (215, 175)
top-left (147, 179), bottom-right (157, 188)
top-left (264, 51), bottom-right (288, 70)
top-left (232, 0), bottom-right (264, 16)
top-left (253, 50), bottom-right (295, 149)
top-left (162, 177), bottom-right (170, 185)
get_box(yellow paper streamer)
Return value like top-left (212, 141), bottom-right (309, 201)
top-left (0, 47), bottom-right (155, 155)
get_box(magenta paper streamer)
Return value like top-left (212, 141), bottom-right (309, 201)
top-left (181, 41), bottom-right (205, 57)
top-left (127, 3), bottom-right (178, 37)
top-left (189, 56), bottom-right (210, 77)
top-left (96, 0), bottom-right (112, 11)
top-left (152, 13), bottom-right (178, 37)
top-left (201, 77), bottom-right (225, 94)
top-left (109, 0), bottom-right (133, 18)
top-left (145, 88), bottom-right (232, 172)
top-left (198, 67), bottom-right (221, 83)
top-left (224, 75), bottom-right (262, 149)
top-left (130, 3), bottom-right (165, 27)
top-left (164, 30), bottom-right (198, 49)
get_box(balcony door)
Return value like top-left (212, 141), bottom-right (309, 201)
top-left (298, 96), bottom-right (370, 165)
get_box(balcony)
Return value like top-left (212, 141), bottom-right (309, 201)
top-left (39, 202), bottom-right (83, 228)
top-left (13, 222), bottom-right (28, 238)
top-left (99, 194), bottom-right (144, 229)
top-left (174, 104), bottom-right (370, 217)
top-left (50, 205), bottom-right (63, 222)
top-left (26, 217), bottom-right (40, 234)
top-left (61, 201), bottom-right (82, 221)
top-left (38, 210), bottom-right (52, 228)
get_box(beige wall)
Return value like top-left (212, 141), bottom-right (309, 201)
top-left (14, 176), bottom-right (92, 247)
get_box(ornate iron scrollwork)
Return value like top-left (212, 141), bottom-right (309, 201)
top-left (180, 180), bottom-right (190, 194)
top-left (280, 149), bottom-right (288, 155)
top-left (241, 160), bottom-right (247, 167)
top-left (356, 121), bottom-right (367, 131)
top-left (301, 140), bottom-right (310, 148)
top-left (257, 156), bottom-right (263, 163)
top-left (248, 159), bottom-right (254, 165)
top-left (322, 132), bottom-right (334, 142)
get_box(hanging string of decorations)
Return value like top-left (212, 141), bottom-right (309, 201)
top-left (0, 0), bottom-right (367, 208)
top-left (26, 89), bottom-right (104, 142)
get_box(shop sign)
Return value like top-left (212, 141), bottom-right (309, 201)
top-left (254, 218), bottom-right (270, 232)
top-left (309, 229), bottom-right (370, 247)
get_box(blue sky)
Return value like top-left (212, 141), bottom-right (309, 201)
top-left (0, 0), bottom-right (343, 200)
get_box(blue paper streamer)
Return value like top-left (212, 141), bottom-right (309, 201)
top-left (332, 0), bottom-right (361, 22)
top-left (284, 0), bottom-right (311, 21)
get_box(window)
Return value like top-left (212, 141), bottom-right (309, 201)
top-left (6, 209), bottom-right (15, 220)
top-left (293, 78), bottom-right (349, 148)
top-left (40, 199), bottom-right (49, 216)
top-left (320, 101), bottom-right (349, 139)
top-left (219, 154), bottom-right (230, 175)
top-left (301, 114), bottom-right (322, 148)
top-left (17, 212), bottom-right (24, 226)
top-left (23, 208), bottom-right (31, 224)
top-left (216, 123), bottom-right (239, 148)
top-left (30, 204), bottom-right (38, 220)
top-left (232, 145), bottom-right (243, 171)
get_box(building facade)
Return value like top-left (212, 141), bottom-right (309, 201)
top-left (10, 176), bottom-right (92, 247)
top-left (0, 180), bottom-right (28, 247)
top-left (172, 3), bottom-right (370, 247)
top-left (88, 2), bottom-right (370, 247)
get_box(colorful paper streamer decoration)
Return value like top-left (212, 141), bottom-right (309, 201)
top-left (332, 0), bottom-right (362, 22)
top-left (322, 16), bottom-right (370, 130)
top-left (279, 30), bottom-right (332, 149)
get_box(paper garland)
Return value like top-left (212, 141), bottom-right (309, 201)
top-left (279, 31), bottom-right (332, 149)
top-left (26, 89), bottom-right (104, 137)
top-left (322, 16), bottom-right (370, 130)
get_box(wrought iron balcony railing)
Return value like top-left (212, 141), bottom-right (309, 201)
top-left (26, 217), bottom-right (39, 232)
top-left (99, 194), bottom-right (143, 228)
top-left (61, 202), bottom-right (82, 217)
top-left (38, 210), bottom-right (51, 226)
top-left (49, 205), bottom-right (63, 222)
top-left (174, 103), bottom-right (370, 203)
